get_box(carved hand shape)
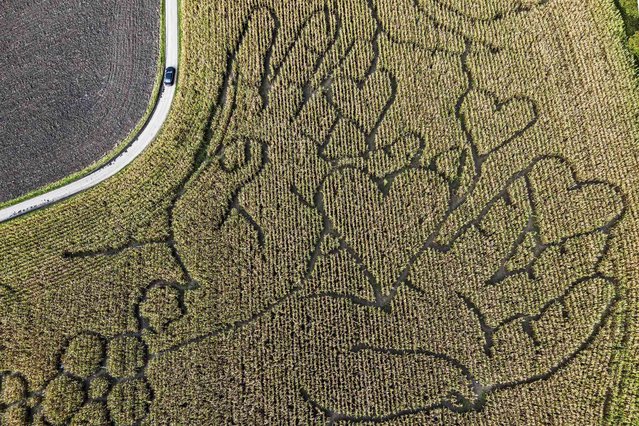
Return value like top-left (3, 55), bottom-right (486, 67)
top-left (299, 154), bottom-right (624, 420)
top-left (171, 6), bottom-right (338, 328)
top-left (418, 156), bottom-right (623, 382)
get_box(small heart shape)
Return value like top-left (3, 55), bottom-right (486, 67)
top-left (462, 89), bottom-right (536, 154)
top-left (365, 133), bottom-right (424, 178)
top-left (331, 70), bottom-right (395, 133)
top-left (529, 157), bottom-right (624, 243)
top-left (322, 167), bottom-right (448, 297)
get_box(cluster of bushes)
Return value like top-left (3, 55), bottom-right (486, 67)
top-left (617, 0), bottom-right (639, 59)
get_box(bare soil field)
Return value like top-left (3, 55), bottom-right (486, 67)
top-left (2, 0), bottom-right (639, 424)
top-left (0, 0), bottom-right (159, 203)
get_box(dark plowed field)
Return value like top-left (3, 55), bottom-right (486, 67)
top-left (0, 0), bottom-right (159, 202)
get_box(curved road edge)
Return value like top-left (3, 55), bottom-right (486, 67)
top-left (0, 0), bottom-right (179, 223)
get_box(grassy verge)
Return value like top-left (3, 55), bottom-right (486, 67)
top-left (0, 1), bottom-right (166, 210)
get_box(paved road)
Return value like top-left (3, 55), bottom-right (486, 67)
top-left (0, 0), bottom-right (178, 223)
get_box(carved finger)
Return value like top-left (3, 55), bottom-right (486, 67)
top-left (231, 7), bottom-right (278, 115)
top-left (271, 7), bottom-right (337, 94)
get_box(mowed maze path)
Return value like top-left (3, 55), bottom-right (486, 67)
top-left (0, 0), bottom-right (178, 222)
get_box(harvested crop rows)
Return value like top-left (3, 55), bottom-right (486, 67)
top-left (0, 0), bottom-right (159, 202)
top-left (2, 0), bottom-right (639, 424)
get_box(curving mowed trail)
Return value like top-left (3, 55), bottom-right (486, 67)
top-left (0, 0), bottom-right (179, 223)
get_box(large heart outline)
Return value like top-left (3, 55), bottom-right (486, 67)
top-left (320, 166), bottom-right (449, 300)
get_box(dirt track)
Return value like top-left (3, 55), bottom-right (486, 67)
top-left (0, 0), bottom-right (159, 202)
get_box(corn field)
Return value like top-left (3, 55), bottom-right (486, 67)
top-left (1, 0), bottom-right (639, 424)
